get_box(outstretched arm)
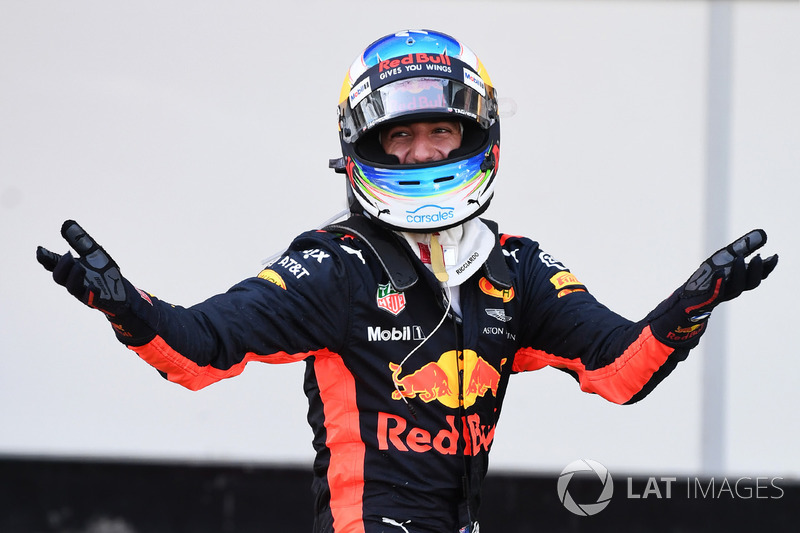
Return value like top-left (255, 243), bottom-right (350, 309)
top-left (510, 229), bottom-right (778, 404)
top-left (38, 220), bottom-right (352, 391)
top-left (649, 229), bottom-right (778, 347)
top-left (37, 220), bottom-right (158, 345)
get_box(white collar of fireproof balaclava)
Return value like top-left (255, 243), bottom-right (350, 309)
top-left (398, 217), bottom-right (495, 289)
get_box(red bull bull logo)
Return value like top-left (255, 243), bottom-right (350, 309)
top-left (666, 323), bottom-right (705, 343)
top-left (382, 351), bottom-right (504, 456)
top-left (464, 356), bottom-right (505, 400)
top-left (389, 350), bottom-right (506, 409)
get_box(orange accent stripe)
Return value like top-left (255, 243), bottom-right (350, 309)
top-left (129, 336), bottom-right (313, 391)
top-left (511, 326), bottom-right (674, 404)
top-left (313, 352), bottom-right (366, 533)
top-left (499, 233), bottom-right (522, 246)
top-left (131, 340), bottom-right (367, 528)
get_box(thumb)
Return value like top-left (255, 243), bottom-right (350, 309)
top-left (762, 254), bottom-right (779, 279)
top-left (36, 246), bottom-right (62, 272)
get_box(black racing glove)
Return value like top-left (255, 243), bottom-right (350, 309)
top-left (37, 220), bottom-right (158, 346)
top-left (650, 229), bottom-right (778, 347)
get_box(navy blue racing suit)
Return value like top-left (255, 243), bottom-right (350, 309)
top-left (123, 218), bottom-right (692, 533)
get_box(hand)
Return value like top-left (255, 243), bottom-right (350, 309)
top-left (37, 220), bottom-right (129, 316)
top-left (681, 229), bottom-right (778, 316)
top-left (37, 220), bottom-right (157, 344)
top-left (651, 229), bottom-right (778, 345)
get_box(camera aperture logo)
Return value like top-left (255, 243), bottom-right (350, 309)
top-left (557, 459), bottom-right (785, 517)
top-left (557, 459), bottom-right (614, 516)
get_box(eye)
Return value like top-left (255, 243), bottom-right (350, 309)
top-left (387, 129), bottom-right (411, 139)
top-left (431, 124), bottom-right (459, 137)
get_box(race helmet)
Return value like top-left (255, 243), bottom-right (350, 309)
top-left (332, 30), bottom-right (500, 232)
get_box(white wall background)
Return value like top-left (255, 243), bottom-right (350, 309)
top-left (1, 0), bottom-right (797, 479)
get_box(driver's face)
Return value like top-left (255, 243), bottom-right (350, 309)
top-left (380, 121), bottom-right (463, 164)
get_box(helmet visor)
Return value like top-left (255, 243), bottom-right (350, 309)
top-left (341, 77), bottom-right (496, 143)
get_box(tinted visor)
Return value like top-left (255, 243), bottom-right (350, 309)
top-left (341, 77), bottom-right (496, 144)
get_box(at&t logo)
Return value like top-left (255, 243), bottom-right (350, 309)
top-left (557, 459), bottom-right (614, 516)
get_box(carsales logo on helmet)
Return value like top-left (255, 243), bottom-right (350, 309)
top-left (406, 204), bottom-right (455, 225)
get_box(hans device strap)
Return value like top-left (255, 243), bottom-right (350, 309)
top-left (480, 219), bottom-right (512, 290)
top-left (326, 216), bottom-right (419, 291)
top-left (325, 216), bottom-right (512, 292)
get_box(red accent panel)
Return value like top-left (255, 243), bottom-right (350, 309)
top-left (499, 233), bottom-right (522, 246)
top-left (685, 278), bottom-right (722, 314)
top-left (313, 352), bottom-right (366, 533)
top-left (511, 326), bottom-right (674, 404)
top-left (129, 336), bottom-right (313, 391)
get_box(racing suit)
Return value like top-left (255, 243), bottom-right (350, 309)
top-left (123, 216), bottom-right (693, 533)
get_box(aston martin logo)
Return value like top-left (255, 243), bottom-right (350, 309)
top-left (485, 308), bottom-right (512, 322)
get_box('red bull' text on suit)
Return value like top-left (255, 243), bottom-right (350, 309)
top-left (120, 217), bottom-right (694, 533)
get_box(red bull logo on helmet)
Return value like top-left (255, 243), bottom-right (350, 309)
top-left (378, 52), bottom-right (451, 73)
top-left (389, 350), bottom-right (506, 409)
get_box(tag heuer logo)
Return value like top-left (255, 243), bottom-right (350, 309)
top-left (377, 283), bottom-right (406, 315)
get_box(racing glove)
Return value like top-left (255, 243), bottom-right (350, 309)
top-left (650, 229), bottom-right (778, 347)
top-left (37, 220), bottom-right (158, 346)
